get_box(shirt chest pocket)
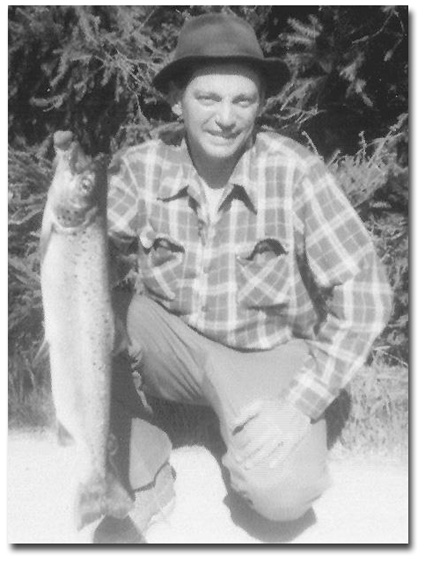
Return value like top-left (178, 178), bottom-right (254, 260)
top-left (236, 238), bottom-right (293, 309)
top-left (139, 232), bottom-right (185, 301)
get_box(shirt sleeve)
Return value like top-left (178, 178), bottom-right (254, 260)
top-left (107, 150), bottom-right (141, 253)
top-left (285, 157), bottom-right (393, 420)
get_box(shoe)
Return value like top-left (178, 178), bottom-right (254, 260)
top-left (92, 515), bottom-right (146, 544)
top-left (92, 462), bottom-right (176, 544)
top-left (131, 462), bottom-right (176, 531)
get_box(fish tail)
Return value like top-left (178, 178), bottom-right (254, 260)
top-left (75, 472), bottom-right (134, 530)
top-left (56, 421), bottom-right (74, 446)
top-left (104, 471), bottom-right (135, 519)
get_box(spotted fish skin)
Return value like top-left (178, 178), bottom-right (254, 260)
top-left (40, 131), bottom-right (133, 530)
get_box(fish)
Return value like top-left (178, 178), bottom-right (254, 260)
top-left (40, 131), bottom-right (134, 530)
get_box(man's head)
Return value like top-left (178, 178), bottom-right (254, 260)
top-left (153, 13), bottom-right (290, 98)
top-left (153, 14), bottom-right (290, 170)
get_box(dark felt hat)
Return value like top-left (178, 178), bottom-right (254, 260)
top-left (153, 13), bottom-right (290, 97)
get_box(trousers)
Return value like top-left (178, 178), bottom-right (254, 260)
top-left (111, 292), bottom-right (331, 522)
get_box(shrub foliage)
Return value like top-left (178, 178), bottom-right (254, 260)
top-left (8, 6), bottom-right (408, 428)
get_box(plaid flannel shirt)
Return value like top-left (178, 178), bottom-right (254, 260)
top-left (107, 130), bottom-right (392, 420)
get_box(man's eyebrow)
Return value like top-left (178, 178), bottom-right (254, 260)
top-left (234, 92), bottom-right (258, 100)
top-left (193, 88), bottom-right (219, 96)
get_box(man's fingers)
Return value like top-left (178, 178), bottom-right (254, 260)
top-left (268, 441), bottom-right (292, 469)
top-left (230, 400), bottom-right (263, 434)
top-left (229, 399), bottom-right (312, 471)
top-left (267, 430), bottom-right (309, 469)
top-left (246, 437), bottom-right (294, 470)
top-left (243, 437), bottom-right (283, 470)
top-left (237, 429), bottom-right (276, 462)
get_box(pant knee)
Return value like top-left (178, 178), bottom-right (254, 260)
top-left (223, 450), bottom-right (331, 522)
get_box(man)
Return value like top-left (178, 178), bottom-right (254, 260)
top-left (95, 13), bottom-right (392, 543)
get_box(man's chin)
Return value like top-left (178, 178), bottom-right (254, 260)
top-left (203, 140), bottom-right (242, 161)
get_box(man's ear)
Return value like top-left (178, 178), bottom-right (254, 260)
top-left (166, 82), bottom-right (183, 117)
top-left (172, 102), bottom-right (182, 117)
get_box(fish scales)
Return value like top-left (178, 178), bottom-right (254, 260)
top-left (42, 208), bottom-right (112, 464)
top-left (40, 131), bottom-right (133, 530)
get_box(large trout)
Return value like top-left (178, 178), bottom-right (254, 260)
top-left (40, 131), bottom-right (133, 530)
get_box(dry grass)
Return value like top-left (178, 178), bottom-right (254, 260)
top-left (338, 361), bottom-right (408, 457)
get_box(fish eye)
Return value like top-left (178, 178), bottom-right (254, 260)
top-left (80, 175), bottom-right (94, 193)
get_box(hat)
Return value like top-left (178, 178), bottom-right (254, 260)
top-left (153, 13), bottom-right (290, 97)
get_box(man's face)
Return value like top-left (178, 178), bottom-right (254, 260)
top-left (176, 63), bottom-right (263, 168)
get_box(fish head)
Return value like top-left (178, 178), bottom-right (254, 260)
top-left (49, 132), bottom-right (107, 229)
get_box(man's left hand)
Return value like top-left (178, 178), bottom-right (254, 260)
top-left (230, 399), bottom-right (311, 470)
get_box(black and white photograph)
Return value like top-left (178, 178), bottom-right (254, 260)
top-left (7, 4), bottom-right (410, 546)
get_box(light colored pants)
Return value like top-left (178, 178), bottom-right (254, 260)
top-left (111, 293), bottom-right (331, 522)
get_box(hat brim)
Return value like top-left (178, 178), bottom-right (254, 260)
top-left (153, 56), bottom-right (291, 97)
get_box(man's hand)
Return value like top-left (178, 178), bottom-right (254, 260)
top-left (230, 399), bottom-right (311, 470)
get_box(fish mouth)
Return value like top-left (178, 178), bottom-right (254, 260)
top-left (49, 134), bottom-right (108, 230)
top-left (62, 138), bottom-right (92, 176)
top-left (51, 159), bottom-right (102, 229)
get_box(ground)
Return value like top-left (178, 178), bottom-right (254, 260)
top-left (7, 429), bottom-right (408, 544)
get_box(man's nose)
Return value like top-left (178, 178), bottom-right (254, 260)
top-left (215, 102), bottom-right (236, 128)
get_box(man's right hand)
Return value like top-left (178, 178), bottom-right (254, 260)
top-left (230, 399), bottom-right (312, 470)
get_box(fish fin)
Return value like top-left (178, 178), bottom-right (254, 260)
top-left (39, 206), bottom-right (54, 265)
top-left (33, 338), bottom-right (49, 367)
top-left (74, 476), bottom-right (107, 530)
top-left (74, 472), bottom-right (134, 531)
top-left (104, 471), bottom-right (135, 519)
top-left (112, 316), bottom-right (131, 355)
top-left (39, 230), bottom-right (50, 264)
top-left (56, 421), bottom-right (74, 447)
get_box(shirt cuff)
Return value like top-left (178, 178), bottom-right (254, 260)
top-left (284, 365), bottom-right (338, 421)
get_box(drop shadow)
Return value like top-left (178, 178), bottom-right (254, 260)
top-left (325, 389), bottom-right (352, 449)
top-left (223, 489), bottom-right (317, 543)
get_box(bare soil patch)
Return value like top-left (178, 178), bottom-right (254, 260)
top-left (7, 429), bottom-right (408, 544)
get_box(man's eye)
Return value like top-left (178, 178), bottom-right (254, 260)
top-left (198, 95), bottom-right (216, 105)
top-left (237, 98), bottom-right (254, 107)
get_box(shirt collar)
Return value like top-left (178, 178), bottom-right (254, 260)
top-left (157, 134), bottom-right (258, 212)
top-left (226, 135), bottom-right (258, 212)
top-left (157, 138), bottom-right (198, 201)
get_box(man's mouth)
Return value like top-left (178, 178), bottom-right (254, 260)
top-left (207, 131), bottom-right (238, 141)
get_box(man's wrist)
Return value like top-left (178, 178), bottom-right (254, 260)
top-left (279, 398), bottom-right (312, 427)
